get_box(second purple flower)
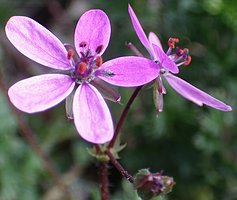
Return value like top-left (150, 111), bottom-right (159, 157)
top-left (128, 4), bottom-right (232, 112)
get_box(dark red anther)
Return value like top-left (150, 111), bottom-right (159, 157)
top-left (76, 62), bottom-right (87, 74)
top-left (184, 56), bottom-right (192, 66)
top-left (176, 47), bottom-right (183, 56)
top-left (95, 45), bottom-right (104, 54)
top-left (95, 56), bottom-right (103, 67)
top-left (182, 48), bottom-right (189, 60)
top-left (79, 41), bottom-right (87, 48)
top-left (183, 48), bottom-right (189, 54)
top-left (168, 38), bottom-right (179, 49)
top-left (173, 38), bottom-right (179, 43)
top-left (67, 49), bottom-right (74, 60)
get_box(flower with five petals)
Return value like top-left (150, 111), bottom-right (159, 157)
top-left (6, 9), bottom-right (159, 143)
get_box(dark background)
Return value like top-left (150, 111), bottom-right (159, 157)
top-left (0, 0), bottom-right (236, 199)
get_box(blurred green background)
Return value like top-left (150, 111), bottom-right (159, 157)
top-left (0, 0), bottom-right (236, 199)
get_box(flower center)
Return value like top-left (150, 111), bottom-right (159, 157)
top-left (154, 37), bottom-right (192, 77)
top-left (160, 68), bottom-right (168, 76)
top-left (166, 37), bottom-right (192, 67)
top-left (65, 42), bottom-right (103, 84)
top-left (154, 38), bottom-right (192, 113)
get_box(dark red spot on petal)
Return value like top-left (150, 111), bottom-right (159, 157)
top-left (79, 41), bottom-right (87, 48)
top-left (95, 45), bottom-right (104, 54)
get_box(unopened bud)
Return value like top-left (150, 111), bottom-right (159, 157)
top-left (134, 169), bottom-right (175, 200)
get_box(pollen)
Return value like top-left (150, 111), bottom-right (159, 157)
top-left (184, 56), bottom-right (192, 66)
top-left (76, 62), bottom-right (87, 74)
top-left (95, 56), bottom-right (103, 67)
top-left (183, 48), bottom-right (189, 55)
top-left (176, 47), bottom-right (184, 56)
top-left (168, 38), bottom-right (179, 49)
top-left (67, 49), bottom-right (74, 60)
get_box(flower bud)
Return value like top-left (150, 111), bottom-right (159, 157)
top-left (134, 169), bottom-right (175, 200)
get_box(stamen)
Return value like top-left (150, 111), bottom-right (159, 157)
top-left (184, 56), bottom-right (192, 66)
top-left (79, 41), bottom-right (87, 48)
top-left (174, 47), bottom-right (190, 64)
top-left (95, 45), bottom-right (104, 54)
top-left (95, 56), bottom-right (103, 68)
top-left (76, 62), bottom-right (87, 74)
top-left (182, 48), bottom-right (189, 58)
top-left (176, 47), bottom-right (184, 57)
top-left (67, 49), bottom-right (74, 60)
top-left (168, 37), bottom-right (179, 49)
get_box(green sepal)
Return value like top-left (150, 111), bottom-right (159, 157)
top-left (109, 135), bottom-right (126, 159)
top-left (87, 136), bottom-right (126, 162)
top-left (87, 146), bottom-right (109, 162)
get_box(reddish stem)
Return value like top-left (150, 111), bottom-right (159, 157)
top-left (99, 161), bottom-right (110, 200)
top-left (95, 145), bottom-right (110, 200)
top-left (108, 86), bottom-right (143, 148)
top-left (106, 150), bottom-right (134, 183)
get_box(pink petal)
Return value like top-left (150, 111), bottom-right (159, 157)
top-left (152, 44), bottom-right (179, 74)
top-left (5, 16), bottom-right (71, 70)
top-left (74, 9), bottom-right (111, 56)
top-left (73, 83), bottom-right (113, 144)
top-left (8, 74), bottom-right (75, 113)
top-left (165, 73), bottom-right (232, 111)
top-left (97, 56), bottom-right (159, 87)
top-left (128, 4), bottom-right (155, 58)
top-left (148, 32), bottom-right (163, 50)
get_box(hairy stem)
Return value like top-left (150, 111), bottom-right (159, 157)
top-left (108, 86), bottom-right (143, 148)
top-left (106, 150), bottom-right (134, 183)
top-left (99, 161), bottom-right (110, 200)
top-left (95, 145), bottom-right (110, 200)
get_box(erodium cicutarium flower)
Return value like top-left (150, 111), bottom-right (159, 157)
top-left (6, 10), bottom-right (160, 143)
top-left (128, 4), bottom-right (232, 112)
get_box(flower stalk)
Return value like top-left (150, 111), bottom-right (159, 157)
top-left (108, 85), bottom-right (143, 149)
top-left (106, 149), bottom-right (134, 183)
top-left (99, 161), bottom-right (110, 200)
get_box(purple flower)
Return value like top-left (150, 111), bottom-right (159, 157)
top-left (128, 4), bottom-right (232, 112)
top-left (6, 10), bottom-right (159, 143)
